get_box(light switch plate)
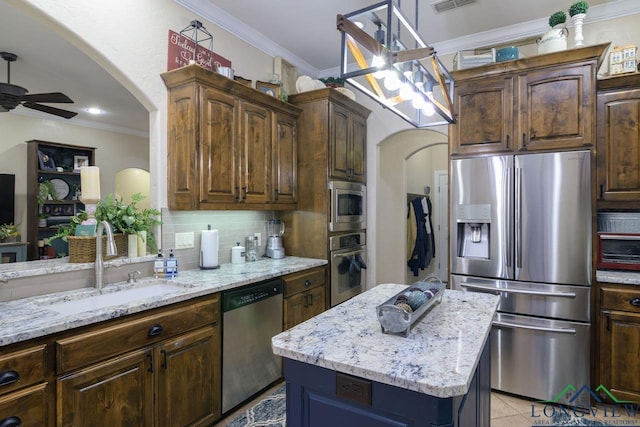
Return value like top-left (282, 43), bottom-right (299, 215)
top-left (175, 232), bottom-right (195, 249)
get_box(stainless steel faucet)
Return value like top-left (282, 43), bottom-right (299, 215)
top-left (95, 221), bottom-right (117, 288)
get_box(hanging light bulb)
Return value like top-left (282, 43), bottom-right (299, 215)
top-left (383, 70), bottom-right (401, 91)
top-left (399, 81), bottom-right (415, 100)
top-left (412, 94), bottom-right (426, 109)
top-left (422, 101), bottom-right (435, 116)
top-left (371, 23), bottom-right (387, 79)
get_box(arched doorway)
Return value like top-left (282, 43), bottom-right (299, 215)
top-left (375, 129), bottom-right (448, 285)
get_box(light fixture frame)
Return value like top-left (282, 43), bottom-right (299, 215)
top-left (337, 0), bottom-right (456, 127)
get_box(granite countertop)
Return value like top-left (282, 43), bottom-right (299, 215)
top-left (0, 256), bottom-right (326, 347)
top-left (596, 270), bottom-right (640, 285)
top-left (272, 283), bottom-right (499, 399)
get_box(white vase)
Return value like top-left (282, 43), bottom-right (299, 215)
top-left (127, 234), bottom-right (138, 258)
top-left (537, 25), bottom-right (568, 55)
top-left (137, 231), bottom-right (147, 257)
top-left (571, 13), bottom-right (586, 47)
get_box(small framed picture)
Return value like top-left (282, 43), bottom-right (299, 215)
top-left (42, 203), bottom-right (75, 217)
top-left (256, 81), bottom-right (280, 98)
top-left (73, 155), bottom-right (89, 172)
top-left (234, 76), bottom-right (252, 87)
top-left (38, 150), bottom-right (56, 171)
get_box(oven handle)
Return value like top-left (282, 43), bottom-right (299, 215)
top-left (460, 282), bottom-right (576, 298)
top-left (332, 249), bottom-right (364, 259)
top-left (600, 234), bottom-right (640, 240)
top-left (493, 320), bottom-right (576, 334)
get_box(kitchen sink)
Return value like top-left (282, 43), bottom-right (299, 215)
top-left (39, 279), bottom-right (194, 316)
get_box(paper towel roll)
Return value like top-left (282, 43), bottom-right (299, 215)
top-left (200, 229), bottom-right (220, 269)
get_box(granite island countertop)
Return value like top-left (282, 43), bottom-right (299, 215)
top-left (272, 283), bottom-right (499, 399)
top-left (0, 256), bottom-right (326, 347)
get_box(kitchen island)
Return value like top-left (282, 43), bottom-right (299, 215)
top-left (272, 283), bottom-right (499, 427)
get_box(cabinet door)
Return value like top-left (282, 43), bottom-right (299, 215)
top-left (58, 349), bottom-right (153, 427)
top-left (350, 113), bottom-right (367, 183)
top-left (597, 89), bottom-right (640, 202)
top-left (517, 64), bottom-right (594, 151)
top-left (599, 310), bottom-right (640, 403)
top-left (450, 76), bottom-right (514, 156)
top-left (284, 286), bottom-right (325, 330)
top-left (272, 112), bottom-right (297, 204)
top-left (0, 383), bottom-right (48, 427)
top-left (239, 101), bottom-right (271, 204)
top-left (329, 103), bottom-right (351, 181)
top-left (200, 86), bottom-right (239, 204)
top-left (156, 326), bottom-right (220, 427)
top-left (167, 84), bottom-right (200, 210)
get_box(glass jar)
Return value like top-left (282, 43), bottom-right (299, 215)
top-left (245, 235), bottom-right (258, 262)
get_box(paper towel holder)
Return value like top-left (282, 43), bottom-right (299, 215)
top-left (200, 225), bottom-right (220, 270)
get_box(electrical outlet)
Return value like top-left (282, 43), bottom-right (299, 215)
top-left (175, 232), bottom-right (195, 249)
top-left (254, 232), bottom-right (261, 247)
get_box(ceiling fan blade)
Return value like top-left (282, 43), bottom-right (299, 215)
top-left (22, 102), bottom-right (77, 119)
top-left (23, 92), bottom-right (74, 103)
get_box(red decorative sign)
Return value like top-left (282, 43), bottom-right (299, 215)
top-left (167, 30), bottom-right (231, 72)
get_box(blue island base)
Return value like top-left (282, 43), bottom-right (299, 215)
top-left (283, 338), bottom-right (490, 427)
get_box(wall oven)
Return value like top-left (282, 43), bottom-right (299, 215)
top-left (329, 232), bottom-right (366, 306)
top-left (329, 181), bottom-right (366, 232)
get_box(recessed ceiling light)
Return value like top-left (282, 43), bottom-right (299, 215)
top-left (85, 107), bottom-right (104, 115)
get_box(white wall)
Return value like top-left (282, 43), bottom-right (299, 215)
top-left (0, 113), bottom-right (148, 237)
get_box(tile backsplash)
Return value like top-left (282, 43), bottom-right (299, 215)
top-left (161, 209), bottom-right (276, 270)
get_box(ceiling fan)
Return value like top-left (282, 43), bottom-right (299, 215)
top-left (0, 51), bottom-right (77, 119)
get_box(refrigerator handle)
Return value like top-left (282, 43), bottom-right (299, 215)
top-left (505, 167), bottom-right (512, 269)
top-left (515, 167), bottom-right (522, 270)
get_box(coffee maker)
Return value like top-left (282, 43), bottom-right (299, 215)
top-left (266, 219), bottom-right (285, 259)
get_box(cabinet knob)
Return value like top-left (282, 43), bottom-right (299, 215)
top-left (0, 370), bottom-right (19, 387)
top-left (147, 324), bottom-right (164, 337)
top-left (304, 280), bottom-right (311, 287)
top-left (0, 416), bottom-right (21, 427)
top-left (629, 297), bottom-right (640, 307)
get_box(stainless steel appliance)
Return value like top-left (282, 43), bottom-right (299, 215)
top-left (221, 279), bottom-right (284, 413)
top-left (597, 211), bottom-right (640, 271)
top-left (329, 181), bottom-right (366, 232)
top-left (265, 219), bottom-right (285, 259)
top-left (330, 232), bottom-right (367, 306)
top-left (450, 150), bottom-right (592, 408)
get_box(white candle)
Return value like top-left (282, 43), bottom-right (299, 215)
top-left (80, 166), bottom-right (101, 203)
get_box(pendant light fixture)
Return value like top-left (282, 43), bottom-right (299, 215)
top-left (337, 0), bottom-right (456, 127)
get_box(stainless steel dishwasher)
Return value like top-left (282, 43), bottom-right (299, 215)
top-left (222, 278), bottom-right (284, 414)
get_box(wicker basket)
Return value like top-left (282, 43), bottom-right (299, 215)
top-left (68, 234), bottom-right (128, 263)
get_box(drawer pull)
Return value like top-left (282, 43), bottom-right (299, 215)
top-left (0, 416), bottom-right (21, 427)
top-left (304, 280), bottom-right (311, 288)
top-left (147, 324), bottom-right (164, 337)
top-left (630, 297), bottom-right (640, 307)
top-left (0, 370), bottom-right (19, 387)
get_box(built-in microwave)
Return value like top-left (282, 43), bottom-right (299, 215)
top-left (597, 232), bottom-right (640, 271)
top-left (329, 181), bottom-right (366, 232)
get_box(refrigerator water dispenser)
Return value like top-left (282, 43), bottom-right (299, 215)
top-left (455, 204), bottom-right (491, 259)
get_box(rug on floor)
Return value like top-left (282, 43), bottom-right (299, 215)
top-left (227, 385), bottom-right (286, 427)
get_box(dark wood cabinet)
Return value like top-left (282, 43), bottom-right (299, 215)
top-left (26, 140), bottom-right (96, 260)
top-left (162, 65), bottom-right (301, 210)
top-left (450, 44), bottom-right (607, 156)
top-left (329, 101), bottom-right (367, 183)
top-left (0, 345), bottom-right (49, 426)
top-left (283, 267), bottom-right (327, 330)
top-left (598, 285), bottom-right (640, 403)
top-left (56, 294), bottom-right (222, 426)
top-left (596, 74), bottom-right (640, 205)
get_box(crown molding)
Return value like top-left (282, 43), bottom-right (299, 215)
top-left (175, 0), bottom-right (321, 77)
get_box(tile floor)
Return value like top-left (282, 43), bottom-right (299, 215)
top-left (217, 384), bottom-right (640, 426)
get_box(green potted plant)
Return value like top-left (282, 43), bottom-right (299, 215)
top-left (569, 1), bottom-right (589, 17)
top-left (0, 223), bottom-right (20, 242)
top-left (319, 77), bottom-right (345, 88)
top-left (548, 11), bottom-right (567, 28)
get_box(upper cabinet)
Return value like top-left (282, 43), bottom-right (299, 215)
top-left (596, 73), bottom-right (640, 206)
top-left (329, 102), bottom-right (368, 183)
top-left (161, 65), bottom-right (301, 210)
top-left (450, 44), bottom-right (609, 156)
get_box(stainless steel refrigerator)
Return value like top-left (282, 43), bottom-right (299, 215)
top-left (450, 150), bottom-right (592, 408)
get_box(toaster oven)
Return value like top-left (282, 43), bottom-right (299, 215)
top-left (597, 232), bottom-right (640, 271)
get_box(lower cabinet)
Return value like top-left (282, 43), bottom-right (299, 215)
top-left (283, 267), bottom-right (327, 330)
top-left (598, 285), bottom-right (640, 403)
